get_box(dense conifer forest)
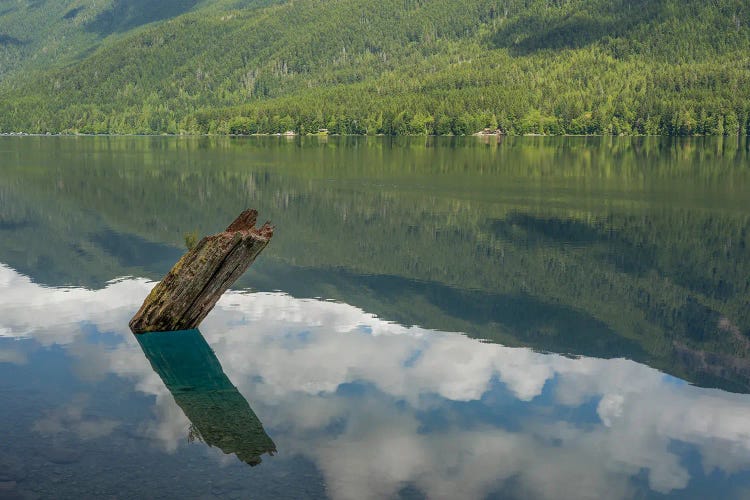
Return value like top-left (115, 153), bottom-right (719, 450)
top-left (0, 0), bottom-right (749, 135)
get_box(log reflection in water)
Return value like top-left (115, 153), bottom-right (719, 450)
top-left (136, 329), bottom-right (276, 466)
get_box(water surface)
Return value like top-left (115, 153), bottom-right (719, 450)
top-left (1, 136), bottom-right (749, 499)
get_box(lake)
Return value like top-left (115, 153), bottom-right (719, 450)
top-left (1, 136), bottom-right (749, 499)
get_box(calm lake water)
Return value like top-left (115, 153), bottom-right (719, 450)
top-left (1, 136), bottom-right (749, 499)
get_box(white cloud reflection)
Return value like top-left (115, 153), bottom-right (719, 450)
top-left (2, 262), bottom-right (750, 499)
top-left (0, 347), bottom-right (27, 365)
top-left (32, 393), bottom-right (121, 441)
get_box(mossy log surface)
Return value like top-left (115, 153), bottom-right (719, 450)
top-left (129, 209), bottom-right (273, 333)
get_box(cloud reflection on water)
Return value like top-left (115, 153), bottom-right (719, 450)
top-left (1, 263), bottom-right (750, 499)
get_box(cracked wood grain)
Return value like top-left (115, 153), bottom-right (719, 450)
top-left (129, 209), bottom-right (273, 334)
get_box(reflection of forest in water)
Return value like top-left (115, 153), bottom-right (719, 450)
top-left (0, 136), bottom-right (748, 391)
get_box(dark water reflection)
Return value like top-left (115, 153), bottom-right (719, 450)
top-left (136, 329), bottom-right (276, 466)
top-left (1, 136), bottom-right (749, 499)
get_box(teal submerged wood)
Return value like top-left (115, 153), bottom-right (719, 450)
top-left (136, 329), bottom-right (276, 466)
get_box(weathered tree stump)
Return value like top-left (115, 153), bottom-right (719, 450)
top-left (129, 209), bottom-right (273, 334)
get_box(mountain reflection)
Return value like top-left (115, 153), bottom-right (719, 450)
top-left (136, 329), bottom-right (276, 466)
top-left (2, 137), bottom-right (748, 395)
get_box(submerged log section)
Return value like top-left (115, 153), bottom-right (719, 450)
top-left (136, 329), bottom-right (277, 465)
top-left (129, 209), bottom-right (273, 334)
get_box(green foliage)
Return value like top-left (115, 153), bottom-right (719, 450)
top-left (0, 0), bottom-right (749, 135)
top-left (184, 229), bottom-right (199, 250)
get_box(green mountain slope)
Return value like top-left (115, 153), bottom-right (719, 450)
top-left (0, 0), bottom-right (195, 78)
top-left (0, 0), bottom-right (277, 78)
top-left (1, 0), bottom-right (749, 135)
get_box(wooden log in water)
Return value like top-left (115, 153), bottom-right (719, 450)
top-left (136, 329), bottom-right (277, 465)
top-left (129, 209), bottom-right (273, 334)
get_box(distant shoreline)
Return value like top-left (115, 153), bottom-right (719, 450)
top-left (2, 132), bottom-right (747, 138)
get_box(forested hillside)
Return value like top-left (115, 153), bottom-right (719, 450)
top-left (0, 0), bottom-right (277, 77)
top-left (1, 0), bottom-right (749, 135)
